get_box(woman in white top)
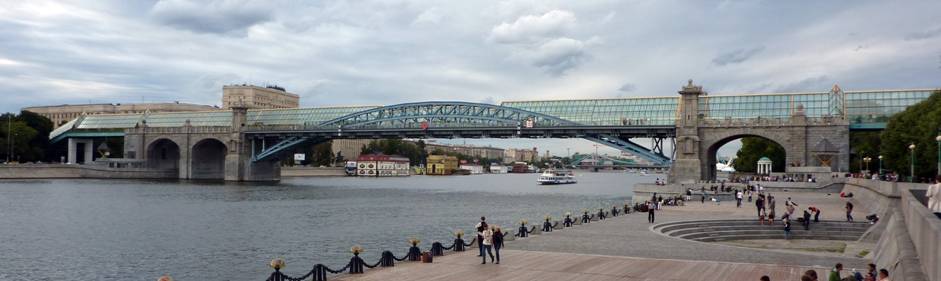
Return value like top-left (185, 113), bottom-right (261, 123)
top-left (481, 227), bottom-right (494, 264)
top-left (928, 175), bottom-right (941, 216)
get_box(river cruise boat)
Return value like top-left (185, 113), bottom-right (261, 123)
top-left (537, 169), bottom-right (577, 185)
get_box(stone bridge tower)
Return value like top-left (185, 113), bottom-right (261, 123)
top-left (669, 80), bottom-right (850, 184)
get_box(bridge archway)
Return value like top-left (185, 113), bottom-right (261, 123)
top-left (703, 133), bottom-right (789, 181)
top-left (191, 138), bottom-right (227, 180)
top-left (146, 139), bottom-right (180, 171)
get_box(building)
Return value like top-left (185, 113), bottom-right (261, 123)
top-left (757, 157), bottom-right (773, 175)
top-left (424, 143), bottom-right (505, 161)
top-left (331, 139), bottom-right (372, 163)
top-left (23, 102), bottom-right (218, 127)
top-left (426, 155), bottom-right (459, 175)
top-left (355, 154), bottom-right (410, 177)
top-left (504, 148), bottom-right (538, 164)
top-left (459, 162), bottom-right (484, 174)
top-left (222, 84), bottom-right (299, 109)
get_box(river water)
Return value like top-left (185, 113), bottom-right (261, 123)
top-left (0, 172), bottom-right (654, 280)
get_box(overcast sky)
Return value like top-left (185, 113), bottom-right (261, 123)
top-left (2, 0), bottom-right (940, 157)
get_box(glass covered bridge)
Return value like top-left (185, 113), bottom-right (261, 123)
top-left (49, 86), bottom-right (937, 167)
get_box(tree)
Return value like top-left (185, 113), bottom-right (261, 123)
top-left (0, 114), bottom-right (39, 163)
top-left (849, 131), bottom-right (881, 172)
top-left (310, 141), bottom-right (334, 167)
top-left (879, 90), bottom-right (941, 180)
top-left (732, 137), bottom-right (785, 173)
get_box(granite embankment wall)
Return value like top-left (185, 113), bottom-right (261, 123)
top-left (280, 167), bottom-right (346, 177)
top-left (842, 178), bottom-right (936, 281)
top-left (0, 164), bottom-right (177, 179)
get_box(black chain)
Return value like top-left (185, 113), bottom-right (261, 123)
top-left (363, 259), bottom-right (382, 269)
top-left (442, 242), bottom-right (455, 250)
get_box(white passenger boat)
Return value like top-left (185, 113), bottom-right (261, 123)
top-left (537, 169), bottom-right (577, 185)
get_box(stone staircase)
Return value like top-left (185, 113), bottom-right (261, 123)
top-left (654, 219), bottom-right (871, 242)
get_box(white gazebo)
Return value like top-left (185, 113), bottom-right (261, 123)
top-left (757, 157), bottom-right (773, 175)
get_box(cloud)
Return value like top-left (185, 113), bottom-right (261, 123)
top-left (489, 10), bottom-right (576, 44)
top-left (149, 0), bottom-right (273, 34)
top-left (618, 83), bottom-right (636, 92)
top-left (712, 46), bottom-right (765, 66)
top-left (530, 37), bottom-right (588, 75)
top-left (904, 26), bottom-right (941, 41)
top-left (776, 75), bottom-right (831, 92)
top-left (412, 7), bottom-right (443, 25)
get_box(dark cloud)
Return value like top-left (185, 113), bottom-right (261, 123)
top-left (149, 0), bottom-right (273, 34)
top-left (712, 46), bottom-right (765, 66)
top-left (618, 83), bottom-right (636, 92)
top-left (904, 27), bottom-right (941, 41)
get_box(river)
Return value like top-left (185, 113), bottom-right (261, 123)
top-left (0, 172), bottom-right (655, 280)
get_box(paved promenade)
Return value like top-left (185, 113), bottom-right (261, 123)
top-left (340, 191), bottom-right (870, 280)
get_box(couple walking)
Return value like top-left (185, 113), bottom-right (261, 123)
top-left (476, 217), bottom-right (504, 264)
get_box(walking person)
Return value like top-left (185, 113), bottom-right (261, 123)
top-left (647, 201), bottom-right (656, 223)
top-left (828, 263), bottom-right (843, 281)
top-left (481, 226), bottom-right (494, 264)
top-left (802, 209), bottom-right (812, 230)
top-left (701, 189), bottom-right (706, 204)
top-left (755, 194), bottom-right (765, 218)
top-left (736, 190), bottom-right (743, 208)
top-left (475, 217), bottom-right (488, 257)
top-left (927, 175), bottom-right (941, 218)
top-left (492, 226), bottom-right (504, 264)
top-left (783, 217), bottom-right (792, 239)
top-left (845, 202), bottom-right (854, 222)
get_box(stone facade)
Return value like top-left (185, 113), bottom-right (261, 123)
top-left (23, 102), bottom-right (218, 126)
top-left (222, 84), bottom-right (299, 109)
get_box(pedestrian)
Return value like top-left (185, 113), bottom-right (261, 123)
top-left (701, 190), bottom-right (706, 204)
top-left (492, 226), bottom-right (504, 264)
top-left (928, 175), bottom-right (941, 218)
top-left (475, 216), bottom-right (488, 257)
top-left (736, 190), bottom-right (743, 208)
top-left (828, 263), bottom-right (843, 281)
top-left (481, 225), bottom-right (494, 264)
top-left (804, 269), bottom-right (819, 281)
top-left (783, 217), bottom-right (792, 239)
top-left (647, 201), bottom-right (656, 223)
top-left (865, 263), bottom-right (876, 281)
top-left (748, 190), bottom-right (753, 202)
top-left (756, 194), bottom-right (765, 218)
top-left (803, 209), bottom-right (812, 230)
top-left (657, 195), bottom-right (663, 210)
top-left (878, 269), bottom-right (890, 281)
top-left (845, 202), bottom-right (854, 222)
top-left (809, 206), bottom-right (821, 223)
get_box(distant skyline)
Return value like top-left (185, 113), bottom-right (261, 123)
top-left (3, 1), bottom-right (940, 157)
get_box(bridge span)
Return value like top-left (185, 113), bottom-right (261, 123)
top-left (48, 82), bottom-right (937, 182)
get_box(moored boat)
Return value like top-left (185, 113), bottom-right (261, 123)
top-left (537, 169), bottom-right (577, 185)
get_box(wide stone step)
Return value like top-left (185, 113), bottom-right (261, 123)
top-left (657, 220), bottom-right (869, 233)
top-left (694, 234), bottom-right (862, 242)
top-left (666, 226), bottom-right (868, 237)
top-left (677, 229), bottom-right (862, 240)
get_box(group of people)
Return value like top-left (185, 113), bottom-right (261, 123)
top-left (758, 263), bottom-right (891, 281)
top-left (474, 217), bottom-right (505, 264)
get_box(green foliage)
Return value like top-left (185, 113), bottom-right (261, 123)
top-left (310, 141), bottom-right (334, 167)
top-left (849, 131), bottom-right (881, 172)
top-left (732, 137), bottom-right (785, 173)
top-left (879, 90), bottom-right (941, 180)
top-left (0, 111), bottom-right (55, 162)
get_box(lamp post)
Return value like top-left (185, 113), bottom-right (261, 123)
top-left (909, 144), bottom-right (916, 182)
top-left (936, 135), bottom-right (941, 176)
top-left (878, 155), bottom-right (883, 177)
top-left (863, 157), bottom-right (871, 173)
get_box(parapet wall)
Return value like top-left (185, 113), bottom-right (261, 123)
top-left (0, 164), bottom-right (176, 179)
top-left (841, 179), bottom-right (935, 281)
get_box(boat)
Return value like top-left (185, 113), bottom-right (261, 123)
top-left (537, 169), bottom-right (577, 185)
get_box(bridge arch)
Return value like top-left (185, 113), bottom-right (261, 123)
top-left (146, 138), bottom-right (181, 171)
top-left (704, 133), bottom-right (788, 181)
top-left (318, 101), bottom-right (579, 129)
top-left (191, 138), bottom-right (227, 180)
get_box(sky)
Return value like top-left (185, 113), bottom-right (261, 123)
top-left (2, 0), bottom-right (940, 157)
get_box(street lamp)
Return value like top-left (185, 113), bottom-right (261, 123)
top-left (863, 156), bottom-right (871, 173)
top-left (936, 135), bottom-right (941, 176)
top-left (878, 155), bottom-right (883, 177)
top-left (909, 143), bottom-right (916, 182)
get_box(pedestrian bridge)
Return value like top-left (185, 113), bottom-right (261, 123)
top-left (48, 82), bottom-right (937, 181)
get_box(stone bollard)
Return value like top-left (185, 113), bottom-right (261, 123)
top-left (349, 246), bottom-right (365, 274)
top-left (380, 250), bottom-right (396, 267)
top-left (157, 274), bottom-right (173, 281)
top-left (517, 220), bottom-right (528, 238)
top-left (431, 242), bottom-right (444, 256)
top-left (407, 238), bottom-right (422, 261)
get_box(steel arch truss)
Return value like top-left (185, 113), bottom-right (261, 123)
top-left (318, 101), bottom-right (579, 130)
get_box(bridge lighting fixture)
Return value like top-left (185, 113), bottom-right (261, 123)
top-left (909, 144), bottom-right (916, 182)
